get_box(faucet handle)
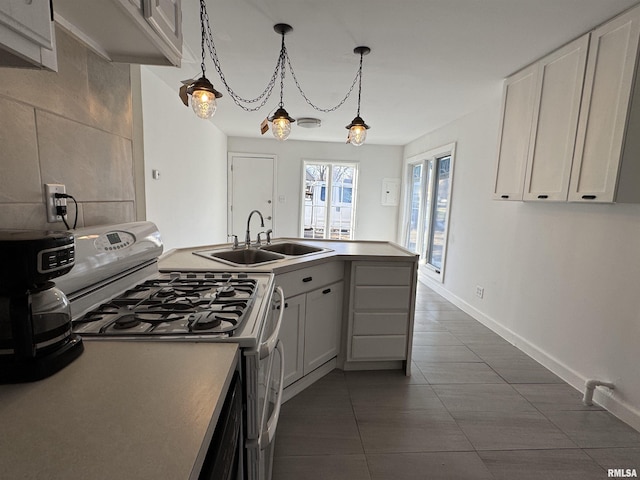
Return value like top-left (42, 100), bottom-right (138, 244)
top-left (255, 231), bottom-right (266, 246)
top-left (265, 229), bottom-right (273, 244)
top-left (227, 234), bottom-right (239, 249)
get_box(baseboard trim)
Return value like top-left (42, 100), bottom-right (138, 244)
top-left (418, 272), bottom-right (640, 432)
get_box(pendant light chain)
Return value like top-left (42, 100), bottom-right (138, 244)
top-left (278, 32), bottom-right (286, 108)
top-left (193, 0), bottom-right (368, 117)
top-left (200, 0), bottom-right (280, 110)
top-left (356, 51), bottom-right (364, 116)
top-left (285, 54), bottom-right (361, 113)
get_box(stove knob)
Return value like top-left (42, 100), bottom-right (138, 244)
top-left (204, 273), bottom-right (216, 279)
top-left (238, 273), bottom-right (248, 279)
top-left (186, 273), bottom-right (197, 279)
top-left (222, 273), bottom-right (232, 279)
top-left (169, 272), bottom-right (181, 280)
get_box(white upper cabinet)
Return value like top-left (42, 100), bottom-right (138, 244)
top-left (493, 65), bottom-right (537, 200)
top-left (0, 0), bottom-right (57, 70)
top-left (494, 35), bottom-right (588, 201)
top-left (524, 35), bottom-right (589, 201)
top-left (569, 5), bottom-right (640, 203)
top-left (53, 0), bottom-right (182, 66)
top-left (495, 4), bottom-right (640, 204)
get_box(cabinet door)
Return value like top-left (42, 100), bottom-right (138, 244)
top-left (493, 64), bottom-right (538, 200)
top-left (279, 294), bottom-right (305, 388)
top-left (143, 0), bottom-right (182, 58)
top-left (523, 35), bottom-right (589, 201)
top-left (569, 6), bottom-right (640, 202)
top-left (303, 281), bottom-right (343, 375)
top-left (0, 0), bottom-right (53, 49)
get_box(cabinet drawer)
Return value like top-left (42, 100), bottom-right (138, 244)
top-left (276, 261), bottom-right (344, 298)
top-left (353, 312), bottom-right (408, 335)
top-left (354, 264), bottom-right (412, 286)
top-left (354, 286), bottom-right (410, 310)
top-left (351, 335), bottom-right (407, 360)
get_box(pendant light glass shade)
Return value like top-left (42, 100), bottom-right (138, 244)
top-left (346, 115), bottom-right (370, 147)
top-left (189, 76), bottom-right (222, 119)
top-left (269, 107), bottom-right (295, 141)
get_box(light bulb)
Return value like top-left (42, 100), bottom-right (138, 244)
top-left (272, 117), bottom-right (291, 141)
top-left (191, 89), bottom-right (217, 119)
top-left (348, 124), bottom-right (367, 146)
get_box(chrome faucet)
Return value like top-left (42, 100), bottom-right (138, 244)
top-left (245, 210), bottom-right (265, 247)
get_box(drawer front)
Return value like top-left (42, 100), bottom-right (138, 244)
top-left (353, 312), bottom-right (408, 335)
top-left (351, 335), bottom-right (407, 360)
top-left (276, 261), bottom-right (344, 298)
top-left (354, 286), bottom-right (410, 310)
top-left (354, 264), bottom-right (412, 286)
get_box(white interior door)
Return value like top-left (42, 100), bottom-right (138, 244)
top-left (228, 153), bottom-right (275, 241)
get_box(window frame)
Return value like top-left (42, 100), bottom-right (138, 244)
top-left (401, 142), bottom-right (456, 283)
top-left (300, 160), bottom-right (359, 240)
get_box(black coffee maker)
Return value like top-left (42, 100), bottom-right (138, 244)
top-left (0, 230), bottom-right (83, 383)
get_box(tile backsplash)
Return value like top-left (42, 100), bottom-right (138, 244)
top-left (0, 27), bottom-right (135, 230)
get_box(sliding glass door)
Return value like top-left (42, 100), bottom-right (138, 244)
top-left (403, 144), bottom-right (455, 281)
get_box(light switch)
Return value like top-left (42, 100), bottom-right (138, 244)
top-left (152, 169), bottom-right (161, 180)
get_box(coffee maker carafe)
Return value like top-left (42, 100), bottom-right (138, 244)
top-left (0, 230), bottom-right (83, 383)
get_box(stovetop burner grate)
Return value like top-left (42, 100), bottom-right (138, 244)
top-left (73, 272), bottom-right (258, 337)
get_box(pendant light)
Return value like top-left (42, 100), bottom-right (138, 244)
top-left (178, 0), bottom-right (222, 119)
top-left (268, 24), bottom-right (295, 141)
top-left (346, 46), bottom-right (371, 146)
top-left (178, 0), bottom-right (374, 143)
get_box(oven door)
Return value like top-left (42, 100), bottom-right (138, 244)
top-left (245, 286), bottom-right (284, 480)
top-left (247, 340), bottom-right (284, 480)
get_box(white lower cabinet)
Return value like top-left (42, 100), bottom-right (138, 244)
top-left (303, 281), bottom-right (343, 374)
top-left (347, 262), bottom-right (415, 363)
top-left (276, 262), bottom-right (344, 388)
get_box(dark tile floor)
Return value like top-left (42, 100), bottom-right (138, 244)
top-left (272, 282), bottom-right (640, 479)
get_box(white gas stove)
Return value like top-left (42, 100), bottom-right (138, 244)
top-left (56, 221), bottom-right (284, 480)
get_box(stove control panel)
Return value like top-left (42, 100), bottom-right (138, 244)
top-left (94, 231), bottom-right (136, 252)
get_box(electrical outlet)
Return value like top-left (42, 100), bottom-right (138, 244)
top-left (45, 183), bottom-right (66, 223)
top-left (475, 285), bottom-right (484, 299)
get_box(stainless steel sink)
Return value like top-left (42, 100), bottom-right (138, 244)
top-left (260, 242), bottom-right (326, 256)
top-left (195, 248), bottom-right (285, 266)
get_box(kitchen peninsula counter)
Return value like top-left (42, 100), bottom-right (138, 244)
top-left (0, 341), bottom-right (238, 480)
top-left (159, 238), bottom-right (418, 272)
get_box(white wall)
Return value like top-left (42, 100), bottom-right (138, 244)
top-left (227, 137), bottom-right (403, 241)
top-left (140, 67), bottom-right (228, 251)
top-left (404, 92), bottom-right (640, 430)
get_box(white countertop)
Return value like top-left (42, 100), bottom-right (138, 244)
top-left (159, 238), bottom-right (418, 273)
top-left (0, 341), bottom-right (239, 480)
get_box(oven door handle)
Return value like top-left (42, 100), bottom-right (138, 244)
top-left (259, 285), bottom-right (284, 360)
top-left (260, 339), bottom-right (285, 451)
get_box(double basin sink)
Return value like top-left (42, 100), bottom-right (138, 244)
top-left (193, 241), bottom-right (331, 266)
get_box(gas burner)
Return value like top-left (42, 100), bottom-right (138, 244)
top-left (217, 285), bottom-right (236, 297)
top-left (113, 314), bottom-right (141, 330)
top-left (155, 287), bottom-right (175, 297)
top-left (191, 315), bottom-right (222, 330)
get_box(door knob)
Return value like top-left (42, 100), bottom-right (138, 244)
top-left (267, 216), bottom-right (272, 220)
top-left (267, 200), bottom-right (272, 204)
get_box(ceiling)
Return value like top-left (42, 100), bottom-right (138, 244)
top-left (151, 0), bottom-right (639, 146)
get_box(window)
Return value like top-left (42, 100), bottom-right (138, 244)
top-left (402, 143), bottom-right (455, 282)
top-left (302, 162), bottom-right (358, 240)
